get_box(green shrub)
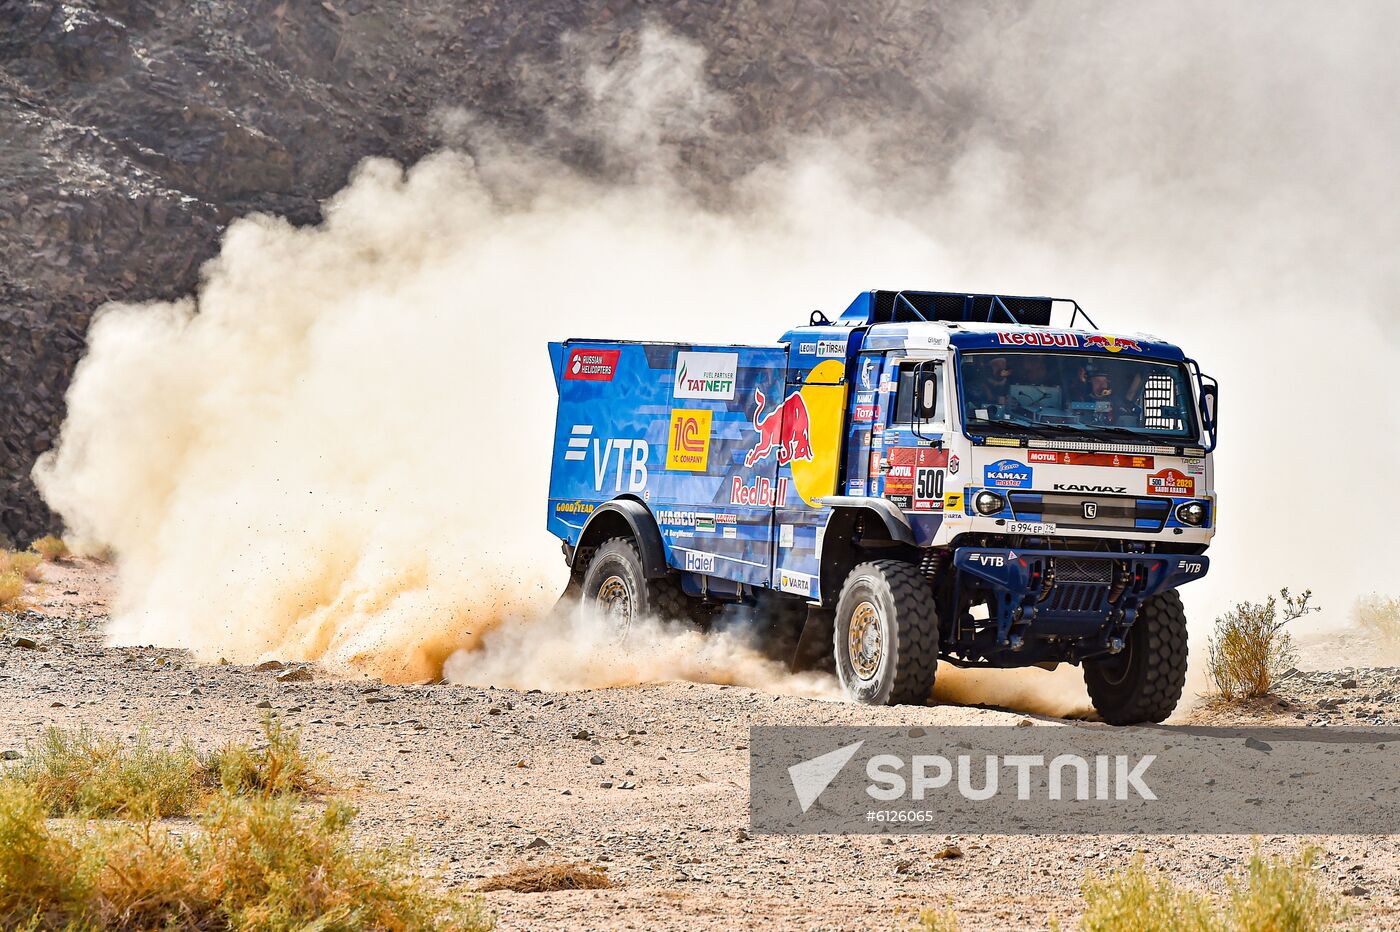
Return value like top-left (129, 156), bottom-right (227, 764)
top-left (1207, 589), bottom-right (1315, 700)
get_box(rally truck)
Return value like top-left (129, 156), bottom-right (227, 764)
top-left (546, 290), bottom-right (1218, 724)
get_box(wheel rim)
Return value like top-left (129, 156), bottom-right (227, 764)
top-left (596, 574), bottom-right (635, 638)
top-left (848, 600), bottom-right (884, 681)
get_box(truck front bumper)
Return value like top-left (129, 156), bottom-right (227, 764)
top-left (949, 548), bottom-right (1208, 663)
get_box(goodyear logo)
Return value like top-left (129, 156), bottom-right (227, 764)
top-left (667, 409), bottom-right (712, 472)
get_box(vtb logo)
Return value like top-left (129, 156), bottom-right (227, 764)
top-left (667, 409), bottom-right (712, 472)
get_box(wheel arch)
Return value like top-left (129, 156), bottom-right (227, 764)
top-left (572, 498), bottom-right (669, 580)
top-left (818, 498), bottom-right (919, 606)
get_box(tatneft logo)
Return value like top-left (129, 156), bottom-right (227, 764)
top-left (674, 351), bottom-right (738, 400)
top-left (788, 744), bottom-right (1157, 813)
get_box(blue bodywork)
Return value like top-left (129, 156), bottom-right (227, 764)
top-left (547, 290), bottom-right (1215, 667)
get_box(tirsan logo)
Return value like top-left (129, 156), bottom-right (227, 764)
top-left (673, 352), bottom-right (738, 400)
top-left (565, 348), bottom-right (620, 381)
top-left (564, 425), bottom-right (649, 492)
top-left (744, 389), bottom-right (813, 468)
top-left (1053, 483), bottom-right (1126, 494)
top-left (1083, 335), bottom-right (1143, 354)
top-left (666, 409), bottom-right (712, 472)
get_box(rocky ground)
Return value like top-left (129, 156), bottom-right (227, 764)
top-left (3, 560), bottom-right (1399, 930)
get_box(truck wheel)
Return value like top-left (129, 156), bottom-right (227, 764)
top-left (833, 560), bottom-right (939, 705)
top-left (580, 537), bottom-right (688, 639)
top-left (1084, 589), bottom-right (1188, 725)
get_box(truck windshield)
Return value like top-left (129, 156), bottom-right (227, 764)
top-left (959, 350), bottom-right (1198, 443)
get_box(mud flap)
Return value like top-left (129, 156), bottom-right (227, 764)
top-left (792, 605), bottom-right (836, 673)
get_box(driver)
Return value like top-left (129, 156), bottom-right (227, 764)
top-left (966, 355), bottom-right (1012, 408)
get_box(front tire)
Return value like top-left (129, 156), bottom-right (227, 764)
top-left (1084, 589), bottom-right (1189, 725)
top-left (580, 537), bottom-right (688, 638)
top-left (833, 560), bottom-right (939, 705)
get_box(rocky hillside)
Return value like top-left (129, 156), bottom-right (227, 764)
top-left (0, 0), bottom-right (978, 543)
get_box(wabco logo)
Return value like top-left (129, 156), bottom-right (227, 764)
top-left (564, 425), bottom-right (649, 492)
top-left (673, 352), bottom-right (738, 400)
top-left (1053, 483), bottom-right (1126, 494)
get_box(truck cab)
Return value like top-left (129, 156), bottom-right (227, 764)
top-left (546, 290), bottom-right (1219, 723)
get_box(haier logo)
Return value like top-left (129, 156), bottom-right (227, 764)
top-left (565, 425), bottom-right (649, 492)
top-left (674, 352), bottom-right (738, 400)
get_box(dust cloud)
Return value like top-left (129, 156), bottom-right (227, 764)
top-left (34, 7), bottom-right (1400, 706)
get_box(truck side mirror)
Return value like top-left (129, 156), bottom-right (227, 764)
top-left (916, 366), bottom-right (939, 420)
top-left (1200, 382), bottom-right (1218, 429)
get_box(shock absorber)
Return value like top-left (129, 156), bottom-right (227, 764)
top-left (919, 548), bottom-right (949, 581)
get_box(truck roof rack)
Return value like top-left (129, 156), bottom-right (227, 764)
top-left (838, 290), bottom-right (1097, 329)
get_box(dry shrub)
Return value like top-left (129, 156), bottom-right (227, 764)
top-left (0, 572), bottom-right (23, 612)
top-left (0, 550), bottom-right (43, 582)
top-left (1207, 589), bottom-right (1315, 700)
top-left (1354, 593), bottom-right (1400, 657)
top-left (204, 716), bottom-right (325, 797)
top-left (1080, 848), bottom-right (1344, 932)
top-left (29, 536), bottom-right (68, 563)
top-left (0, 781), bottom-right (492, 931)
top-left (912, 905), bottom-right (961, 931)
top-left (4, 718), bottom-right (325, 819)
top-left (476, 863), bottom-right (611, 893)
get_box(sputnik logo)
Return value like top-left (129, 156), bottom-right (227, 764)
top-left (788, 740), bottom-right (864, 812)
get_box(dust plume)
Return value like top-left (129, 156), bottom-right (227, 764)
top-left (33, 8), bottom-right (1400, 708)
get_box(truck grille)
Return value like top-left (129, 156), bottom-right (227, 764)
top-left (1052, 556), bottom-right (1113, 584)
top-left (1008, 492), bottom-right (1170, 532)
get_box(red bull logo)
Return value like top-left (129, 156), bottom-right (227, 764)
top-left (1083, 335), bottom-right (1143, 354)
top-left (744, 388), bottom-right (813, 467)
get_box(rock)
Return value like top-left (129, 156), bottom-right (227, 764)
top-left (12, 636), bottom-right (39, 650)
top-left (933, 845), bottom-right (963, 860)
top-left (894, 858), bottom-right (915, 874)
top-left (1, 750), bottom-right (22, 760)
top-left (734, 829), bottom-right (749, 842)
top-left (618, 781), bottom-right (636, 789)
top-left (1340, 678), bottom-right (1359, 689)
top-left (600, 781), bottom-right (614, 789)
top-left (254, 699), bottom-right (273, 709)
top-left (572, 729), bottom-right (593, 740)
top-left (590, 754), bottom-right (605, 765)
top-left (1243, 737), bottom-right (1272, 752)
top-left (1342, 884), bottom-right (1370, 897)
top-left (523, 836), bottom-right (550, 850)
top-left (277, 667), bottom-right (313, 683)
top-left (254, 660), bottom-right (285, 672)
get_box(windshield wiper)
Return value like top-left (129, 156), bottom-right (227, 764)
top-left (968, 416), bottom-right (1061, 439)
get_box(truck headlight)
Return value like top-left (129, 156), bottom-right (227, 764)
top-left (974, 490), bottom-right (1005, 516)
top-left (1175, 501), bottom-right (1207, 526)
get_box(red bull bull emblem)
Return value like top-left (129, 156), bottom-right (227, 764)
top-left (743, 388), bottom-right (814, 467)
top-left (1083, 335), bottom-right (1143, 354)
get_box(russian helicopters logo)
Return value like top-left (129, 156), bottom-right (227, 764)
top-left (565, 348), bottom-right (620, 381)
top-left (674, 352), bottom-right (738, 400)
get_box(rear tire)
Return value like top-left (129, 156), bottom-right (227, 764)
top-left (1084, 589), bottom-right (1189, 725)
top-left (580, 537), bottom-right (688, 638)
top-left (833, 560), bottom-right (939, 705)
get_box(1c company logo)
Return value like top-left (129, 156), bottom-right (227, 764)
top-left (667, 409), bottom-right (712, 472)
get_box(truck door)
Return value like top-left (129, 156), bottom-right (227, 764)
top-left (769, 351), bottom-right (851, 601)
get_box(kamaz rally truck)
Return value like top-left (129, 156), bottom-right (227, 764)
top-left (546, 291), bottom-right (1219, 724)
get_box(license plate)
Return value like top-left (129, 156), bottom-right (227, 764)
top-left (1007, 521), bottom-right (1056, 535)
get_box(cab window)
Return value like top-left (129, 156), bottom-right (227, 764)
top-left (893, 361), bottom-right (945, 423)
